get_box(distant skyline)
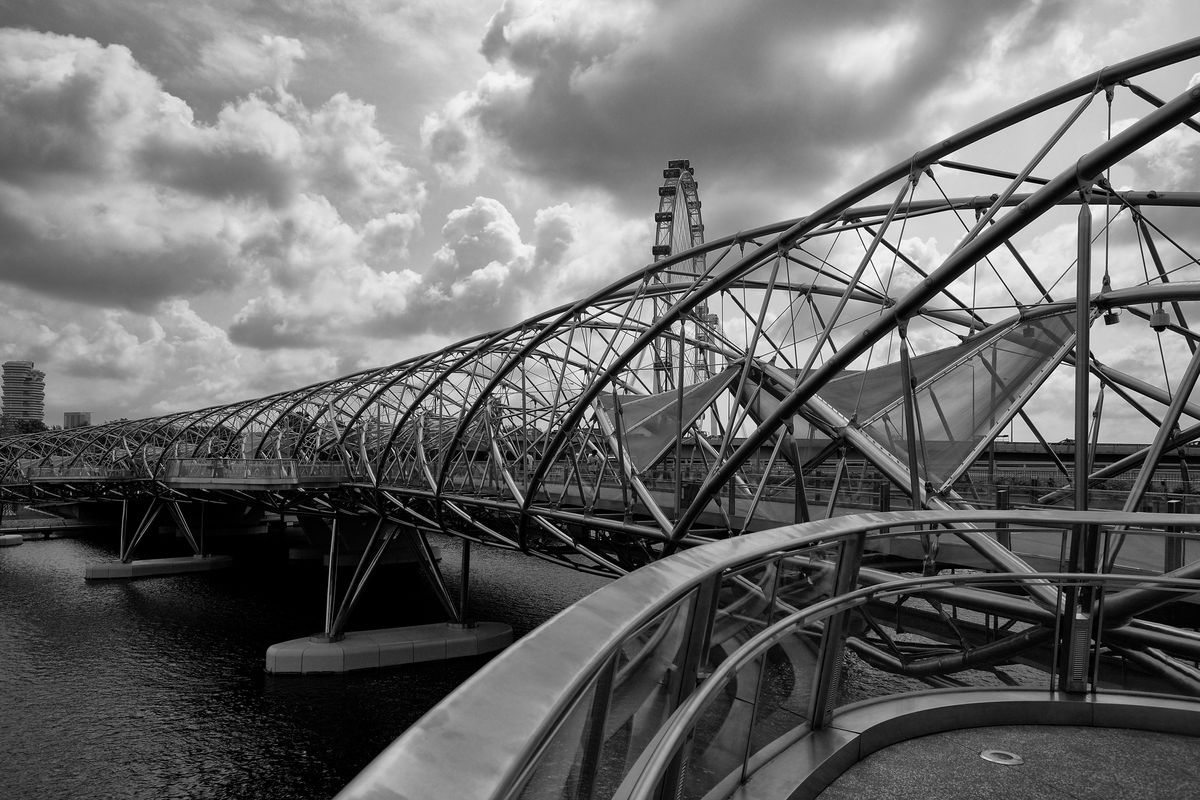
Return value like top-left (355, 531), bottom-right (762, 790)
top-left (0, 1), bottom-right (1198, 425)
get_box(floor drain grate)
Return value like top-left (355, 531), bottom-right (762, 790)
top-left (980, 749), bottom-right (1024, 766)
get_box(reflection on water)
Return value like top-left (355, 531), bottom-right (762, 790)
top-left (0, 532), bottom-right (607, 800)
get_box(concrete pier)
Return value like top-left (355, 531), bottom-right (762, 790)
top-left (85, 554), bottom-right (234, 580)
top-left (264, 621), bottom-right (513, 675)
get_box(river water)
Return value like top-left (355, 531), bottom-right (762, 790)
top-left (0, 531), bottom-right (608, 800)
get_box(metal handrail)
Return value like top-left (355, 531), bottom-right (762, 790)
top-left (336, 508), bottom-right (1200, 800)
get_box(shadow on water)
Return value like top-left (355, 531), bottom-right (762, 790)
top-left (0, 530), bottom-right (608, 800)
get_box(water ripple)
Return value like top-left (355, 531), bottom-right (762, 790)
top-left (0, 533), bottom-right (606, 799)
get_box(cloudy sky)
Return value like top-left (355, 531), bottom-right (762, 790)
top-left (0, 0), bottom-right (1198, 425)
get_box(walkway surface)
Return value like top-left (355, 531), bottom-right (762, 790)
top-left (816, 725), bottom-right (1200, 799)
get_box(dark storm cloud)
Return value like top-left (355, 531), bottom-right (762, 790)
top-left (533, 207), bottom-right (573, 268)
top-left (228, 301), bottom-right (322, 349)
top-left (431, 0), bottom-right (1075, 213)
top-left (137, 134), bottom-right (297, 208)
top-left (0, 203), bottom-right (238, 309)
top-left (0, 27), bottom-right (424, 316)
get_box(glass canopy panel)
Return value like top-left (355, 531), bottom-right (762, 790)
top-left (840, 313), bottom-right (1075, 488)
top-left (596, 367), bottom-right (737, 472)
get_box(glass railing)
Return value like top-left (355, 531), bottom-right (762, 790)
top-left (296, 462), bottom-right (362, 480)
top-left (159, 458), bottom-right (363, 483)
top-left (24, 465), bottom-right (138, 481)
top-left (162, 458), bottom-right (299, 479)
top-left (337, 509), bottom-right (1200, 800)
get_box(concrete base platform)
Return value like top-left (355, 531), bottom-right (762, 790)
top-left (264, 621), bottom-right (513, 675)
top-left (816, 724), bottom-right (1200, 800)
top-left (0, 533), bottom-right (23, 547)
top-left (85, 554), bottom-right (234, 580)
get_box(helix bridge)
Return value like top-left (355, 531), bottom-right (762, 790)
top-left (5, 36), bottom-right (1200, 800)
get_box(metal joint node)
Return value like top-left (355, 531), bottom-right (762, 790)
top-left (1074, 158), bottom-right (1094, 195)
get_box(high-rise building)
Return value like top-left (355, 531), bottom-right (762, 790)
top-left (64, 411), bottom-right (91, 429)
top-left (2, 361), bottom-right (45, 422)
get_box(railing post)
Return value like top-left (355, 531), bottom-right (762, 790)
top-left (809, 530), bottom-right (866, 728)
top-left (995, 488), bottom-right (1011, 548)
top-left (572, 657), bottom-right (616, 800)
top-left (656, 576), bottom-right (720, 800)
top-left (458, 539), bottom-right (473, 625)
top-left (877, 481), bottom-right (891, 537)
top-left (1165, 498), bottom-right (1184, 572)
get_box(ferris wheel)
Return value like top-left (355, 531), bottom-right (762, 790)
top-left (650, 159), bottom-right (719, 394)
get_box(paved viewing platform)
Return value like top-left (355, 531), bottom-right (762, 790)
top-left (817, 724), bottom-right (1200, 800)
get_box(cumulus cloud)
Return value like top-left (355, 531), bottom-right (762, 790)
top-left (0, 290), bottom-right (245, 420)
top-left (1125, 124), bottom-right (1200, 191)
top-left (229, 194), bottom-right (643, 347)
top-left (0, 26), bottom-right (646, 420)
top-left (421, 88), bottom-right (499, 185)
top-left (197, 34), bottom-right (306, 96)
top-left (0, 28), bottom-right (424, 313)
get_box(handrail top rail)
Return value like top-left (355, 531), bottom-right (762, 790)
top-left (336, 508), bottom-right (1200, 800)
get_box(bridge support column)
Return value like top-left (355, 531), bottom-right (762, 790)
top-left (165, 500), bottom-right (203, 557)
top-left (321, 515), bottom-right (342, 642)
top-left (413, 527), bottom-right (461, 624)
top-left (267, 525), bottom-right (511, 676)
top-left (118, 499), bottom-right (128, 558)
top-left (120, 498), bottom-right (162, 562)
top-left (265, 522), bottom-right (511, 674)
top-left (87, 497), bottom-right (231, 580)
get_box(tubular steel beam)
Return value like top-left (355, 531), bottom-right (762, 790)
top-left (1122, 345), bottom-right (1200, 513)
